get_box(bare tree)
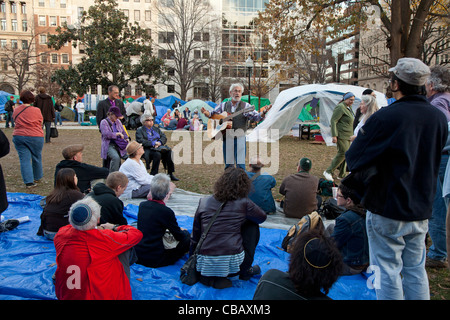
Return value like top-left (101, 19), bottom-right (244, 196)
top-left (156, 0), bottom-right (217, 100)
top-left (0, 30), bottom-right (40, 93)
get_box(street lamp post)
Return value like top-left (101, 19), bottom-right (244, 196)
top-left (245, 55), bottom-right (253, 104)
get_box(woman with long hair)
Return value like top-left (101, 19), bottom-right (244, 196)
top-left (190, 167), bottom-right (267, 289)
top-left (37, 168), bottom-right (84, 240)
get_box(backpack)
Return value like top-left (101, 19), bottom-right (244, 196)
top-left (4, 100), bottom-right (14, 112)
top-left (281, 211), bottom-right (324, 253)
top-left (318, 178), bottom-right (335, 197)
top-left (319, 198), bottom-right (345, 220)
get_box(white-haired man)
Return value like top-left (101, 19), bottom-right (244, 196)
top-left (201, 83), bottom-right (268, 170)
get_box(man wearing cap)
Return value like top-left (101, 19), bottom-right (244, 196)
top-left (136, 113), bottom-right (179, 181)
top-left (247, 156), bottom-right (276, 214)
top-left (96, 85), bottom-right (127, 128)
top-left (323, 92), bottom-right (355, 182)
top-left (346, 57), bottom-right (448, 300)
top-left (4, 96), bottom-right (15, 128)
top-left (55, 144), bottom-right (109, 194)
top-left (279, 158), bottom-right (321, 219)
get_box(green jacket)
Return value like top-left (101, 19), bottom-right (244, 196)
top-left (330, 102), bottom-right (355, 140)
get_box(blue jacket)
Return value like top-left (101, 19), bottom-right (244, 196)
top-left (346, 95), bottom-right (448, 221)
top-left (331, 207), bottom-right (369, 267)
top-left (247, 171), bottom-right (277, 214)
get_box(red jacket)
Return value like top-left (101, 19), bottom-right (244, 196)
top-left (54, 225), bottom-right (143, 300)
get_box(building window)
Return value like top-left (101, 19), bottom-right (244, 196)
top-left (60, 0), bottom-right (66, 8)
top-left (0, 39), bottom-right (6, 48)
top-left (11, 40), bottom-right (17, 49)
top-left (40, 54), bottom-right (47, 63)
top-left (21, 40), bottom-right (27, 49)
top-left (38, 0), bottom-right (44, 7)
top-left (1, 19), bottom-right (6, 31)
top-left (60, 16), bottom-right (67, 26)
top-left (11, 19), bottom-right (17, 31)
top-left (39, 15), bottom-right (46, 26)
top-left (22, 19), bottom-right (27, 31)
top-left (145, 10), bottom-right (151, 21)
top-left (1, 58), bottom-right (7, 70)
top-left (10, 2), bottom-right (16, 13)
top-left (61, 53), bottom-right (69, 64)
top-left (122, 9), bottom-right (129, 18)
top-left (39, 34), bottom-right (47, 44)
top-left (167, 85), bottom-right (175, 93)
top-left (134, 10), bottom-right (140, 21)
top-left (50, 16), bottom-right (57, 27)
top-left (51, 53), bottom-right (58, 64)
top-left (0, 2), bottom-right (6, 12)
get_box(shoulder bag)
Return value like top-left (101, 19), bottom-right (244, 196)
top-left (180, 201), bottom-right (226, 285)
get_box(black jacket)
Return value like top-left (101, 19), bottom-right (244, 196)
top-left (135, 125), bottom-right (167, 149)
top-left (55, 160), bottom-right (109, 194)
top-left (346, 95), bottom-right (448, 221)
top-left (134, 200), bottom-right (187, 266)
top-left (190, 196), bottom-right (266, 256)
top-left (0, 130), bottom-right (10, 214)
top-left (88, 183), bottom-right (127, 225)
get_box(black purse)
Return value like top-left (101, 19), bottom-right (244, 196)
top-left (50, 124), bottom-right (59, 138)
top-left (180, 201), bottom-right (226, 285)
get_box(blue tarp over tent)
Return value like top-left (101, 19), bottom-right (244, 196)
top-left (0, 91), bottom-right (14, 114)
top-left (0, 193), bottom-right (376, 300)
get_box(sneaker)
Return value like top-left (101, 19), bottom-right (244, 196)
top-left (0, 219), bottom-right (19, 233)
top-left (25, 182), bottom-right (37, 189)
top-left (239, 265), bottom-right (261, 280)
top-left (426, 257), bottom-right (448, 269)
top-left (323, 171), bottom-right (334, 182)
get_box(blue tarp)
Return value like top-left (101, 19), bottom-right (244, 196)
top-left (0, 91), bottom-right (14, 114)
top-left (0, 193), bottom-right (376, 300)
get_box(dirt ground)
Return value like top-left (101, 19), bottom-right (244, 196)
top-left (1, 125), bottom-right (336, 198)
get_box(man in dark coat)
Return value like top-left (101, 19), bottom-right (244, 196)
top-left (35, 87), bottom-right (55, 143)
top-left (96, 85), bottom-right (127, 129)
top-left (345, 58), bottom-right (448, 300)
top-left (55, 144), bottom-right (109, 194)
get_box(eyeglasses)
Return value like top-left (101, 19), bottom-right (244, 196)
top-left (336, 194), bottom-right (345, 199)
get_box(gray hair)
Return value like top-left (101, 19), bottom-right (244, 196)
top-left (229, 83), bottom-right (244, 93)
top-left (68, 197), bottom-right (101, 231)
top-left (150, 173), bottom-right (171, 200)
top-left (427, 65), bottom-right (450, 93)
top-left (360, 94), bottom-right (379, 120)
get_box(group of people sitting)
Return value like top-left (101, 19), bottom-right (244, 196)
top-left (99, 106), bottom-right (179, 182)
top-left (161, 107), bottom-right (204, 131)
top-left (36, 132), bottom-right (368, 299)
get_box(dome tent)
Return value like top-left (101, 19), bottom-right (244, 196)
top-left (247, 84), bottom-right (387, 146)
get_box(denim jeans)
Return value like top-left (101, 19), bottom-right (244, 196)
top-left (5, 111), bottom-right (14, 128)
top-left (12, 135), bottom-right (44, 185)
top-left (223, 131), bottom-right (246, 170)
top-left (54, 112), bottom-right (62, 126)
top-left (78, 112), bottom-right (84, 124)
top-left (428, 154), bottom-right (448, 261)
top-left (366, 211), bottom-right (429, 300)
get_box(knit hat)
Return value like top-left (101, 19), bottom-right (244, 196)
top-left (69, 197), bottom-right (101, 231)
top-left (343, 92), bottom-right (355, 101)
top-left (389, 57), bottom-right (430, 86)
top-left (299, 158), bottom-right (312, 171)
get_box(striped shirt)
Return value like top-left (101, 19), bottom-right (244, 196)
top-left (196, 251), bottom-right (245, 277)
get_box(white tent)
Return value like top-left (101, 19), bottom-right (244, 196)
top-left (247, 84), bottom-right (388, 146)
